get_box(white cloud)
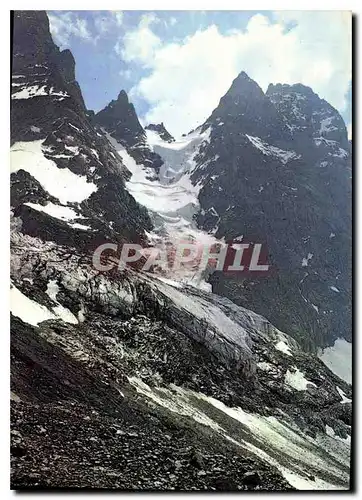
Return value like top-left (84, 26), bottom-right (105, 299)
top-left (48, 12), bottom-right (93, 48)
top-left (112, 11), bottom-right (124, 27)
top-left (116, 14), bottom-right (161, 63)
top-left (169, 17), bottom-right (177, 27)
top-left (120, 69), bottom-right (132, 80)
top-left (139, 13), bottom-right (160, 28)
top-left (49, 11), bottom-right (123, 47)
top-left (123, 11), bottom-right (351, 137)
top-left (94, 15), bottom-right (110, 34)
top-left (94, 11), bottom-right (123, 35)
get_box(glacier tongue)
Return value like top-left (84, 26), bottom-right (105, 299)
top-left (107, 127), bottom-right (220, 289)
top-left (145, 127), bottom-right (211, 182)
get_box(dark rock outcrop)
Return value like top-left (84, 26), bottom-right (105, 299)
top-left (11, 11), bottom-right (86, 142)
top-left (11, 10), bottom-right (152, 253)
top-left (145, 122), bottom-right (175, 143)
top-left (200, 71), bottom-right (291, 143)
top-left (190, 72), bottom-right (351, 351)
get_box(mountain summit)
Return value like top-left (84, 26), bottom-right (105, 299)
top-left (191, 72), bottom-right (351, 351)
top-left (95, 91), bottom-right (163, 172)
top-left (201, 71), bottom-right (290, 143)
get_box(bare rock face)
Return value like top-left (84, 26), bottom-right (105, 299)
top-left (11, 11), bottom-right (86, 142)
top-left (266, 83), bottom-right (349, 150)
top-left (11, 11), bottom-right (152, 253)
top-left (190, 72), bottom-right (351, 351)
top-left (201, 71), bottom-right (291, 142)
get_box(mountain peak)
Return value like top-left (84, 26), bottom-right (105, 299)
top-left (201, 70), bottom-right (287, 141)
top-left (226, 71), bottom-right (264, 99)
top-left (95, 92), bottom-right (164, 172)
top-left (95, 91), bottom-right (144, 144)
top-left (235, 70), bottom-right (256, 83)
top-left (116, 89), bottom-right (129, 103)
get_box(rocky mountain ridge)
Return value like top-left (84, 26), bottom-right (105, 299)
top-left (188, 73), bottom-right (352, 351)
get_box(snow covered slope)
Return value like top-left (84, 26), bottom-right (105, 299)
top-left (146, 127), bottom-right (211, 182)
top-left (106, 128), bottom-right (218, 289)
top-left (11, 140), bottom-right (97, 204)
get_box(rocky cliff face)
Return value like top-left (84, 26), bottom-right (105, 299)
top-left (266, 83), bottom-right (349, 151)
top-left (10, 10), bottom-right (351, 491)
top-left (11, 11), bottom-right (152, 253)
top-left (190, 74), bottom-right (351, 351)
top-left (11, 11), bottom-right (86, 143)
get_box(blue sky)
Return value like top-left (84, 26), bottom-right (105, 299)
top-left (48, 10), bottom-right (352, 137)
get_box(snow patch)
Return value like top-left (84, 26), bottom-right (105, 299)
top-left (320, 117), bottom-right (338, 134)
top-left (129, 377), bottom-right (220, 431)
top-left (10, 284), bottom-right (56, 326)
top-left (24, 202), bottom-right (92, 232)
top-left (246, 135), bottom-right (300, 164)
top-left (12, 85), bottom-right (69, 100)
top-left (257, 362), bottom-right (275, 372)
top-left (275, 340), bottom-right (293, 356)
top-left (128, 378), bottom-right (350, 490)
top-left (24, 202), bottom-right (80, 221)
top-left (302, 253), bottom-right (313, 267)
top-left (146, 126), bottom-right (211, 180)
top-left (336, 387), bottom-right (351, 404)
top-left (11, 140), bottom-right (97, 204)
top-left (46, 280), bottom-right (78, 324)
top-left (285, 367), bottom-right (316, 391)
top-left (325, 426), bottom-right (351, 444)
